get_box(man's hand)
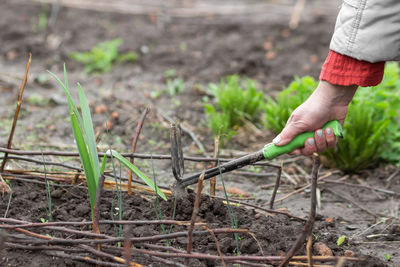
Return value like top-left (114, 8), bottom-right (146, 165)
top-left (272, 81), bottom-right (357, 156)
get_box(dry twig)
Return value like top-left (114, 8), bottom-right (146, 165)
top-left (128, 106), bottom-right (150, 195)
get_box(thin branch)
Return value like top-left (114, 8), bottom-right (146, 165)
top-left (269, 161), bottom-right (283, 209)
top-left (1, 53), bottom-right (32, 172)
top-left (186, 171), bottom-right (204, 265)
top-left (280, 156), bottom-right (320, 267)
top-left (128, 106), bottom-right (150, 195)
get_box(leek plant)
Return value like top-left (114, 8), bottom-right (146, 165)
top-left (49, 66), bottom-right (167, 215)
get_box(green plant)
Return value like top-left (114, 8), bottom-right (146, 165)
top-left (264, 76), bottom-right (317, 133)
top-left (205, 75), bottom-right (264, 146)
top-left (384, 253), bottom-right (391, 261)
top-left (337, 235), bottom-right (346, 246)
top-left (164, 69), bottom-right (185, 96)
top-left (33, 4), bottom-right (48, 32)
top-left (70, 38), bottom-right (138, 74)
top-left (48, 66), bottom-right (166, 214)
top-left (264, 63), bottom-right (400, 172)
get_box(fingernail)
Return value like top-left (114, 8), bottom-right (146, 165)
top-left (308, 139), bottom-right (315, 146)
top-left (326, 128), bottom-right (332, 135)
top-left (273, 135), bottom-right (281, 145)
top-left (316, 130), bottom-right (323, 138)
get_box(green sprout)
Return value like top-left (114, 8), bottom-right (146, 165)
top-left (70, 38), bottom-right (138, 74)
top-left (48, 66), bottom-right (166, 214)
top-left (337, 235), bottom-right (346, 246)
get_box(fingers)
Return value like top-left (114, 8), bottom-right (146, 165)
top-left (299, 127), bottom-right (337, 156)
top-left (325, 127), bottom-right (337, 148)
top-left (315, 129), bottom-right (327, 153)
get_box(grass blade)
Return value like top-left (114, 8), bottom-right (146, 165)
top-left (107, 150), bottom-right (167, 200)
top-left (78, 83), bottom-right (100, 186)
top-left (71, 110), bottom-right (97, 209)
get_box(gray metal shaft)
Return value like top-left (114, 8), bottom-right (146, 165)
top-left (177, 149), bottom-right (265, 187)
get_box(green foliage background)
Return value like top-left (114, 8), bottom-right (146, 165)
top-left (204, 75), bottom-right (264, 146)
top-left (70, 38), bottom-right (138, 74)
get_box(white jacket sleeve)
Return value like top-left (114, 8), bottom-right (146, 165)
top-left (330, 0), bottom-right (400, 62)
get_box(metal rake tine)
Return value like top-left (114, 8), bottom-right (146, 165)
top-left (170, 122), bottom-right (184, 181)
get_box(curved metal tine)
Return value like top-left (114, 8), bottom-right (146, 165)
top-left (170, 122), bottom-right (184, 181)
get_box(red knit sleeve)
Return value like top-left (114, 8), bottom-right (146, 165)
top-left (320, 50), bottom-right (385, 87)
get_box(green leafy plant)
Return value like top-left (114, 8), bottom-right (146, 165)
top-left (337, 235), bottom-right (346, 246)
top-left (48, 66), bottom-right (166, 214)
top-left (264, 63), bottom-right (400, 172)
top-left (205, 75), bottom-right (264, 146)
top-left (384, 253), bottom-right (391, 261)
top-left (164, 69), bottom-right (185, 96)
top-left (70, 38), bottom-right (138, 74)
top-left (264, 76), bottom-right (317, 133)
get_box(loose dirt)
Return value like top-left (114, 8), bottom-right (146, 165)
top-left (0, 0), bottom-right (398, 266)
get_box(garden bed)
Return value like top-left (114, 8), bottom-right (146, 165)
top-left (0, 0), bottom-right (399, 266)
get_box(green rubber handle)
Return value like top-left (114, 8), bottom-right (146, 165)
top-left (263, 120), bottom-right (343, 160)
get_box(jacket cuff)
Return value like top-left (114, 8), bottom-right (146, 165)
top-left (320, 50), bottom-right (385, 87)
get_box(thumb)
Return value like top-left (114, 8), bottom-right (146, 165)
top-left (273, 123), bottom-right (306, 146)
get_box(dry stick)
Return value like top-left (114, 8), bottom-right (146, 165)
top-left (209, 136), bottom-right (220, 195)
top-left (211, 195), bottom-right (307, 222)
top-left (5, 242), bottom-right (85, 253)
top-left (9, 228), bottom-right (248, 246)
top-left (288, 263), bottom-right (330, 267)
top-left (280, 156), bottom-right (320, 267)
top-left (201, 226), bottom-right (227, 267)
top-left (306, 233), bottom-right (313, 267)
top-left (45, 251), bottom-right (125, 267)
top-left (128, 106), bottom-right (150, 196)
top-left (0, 53), bottom-right (32, 173)
top-left (274, 171), bottom-right (333, 203)
top-left (0, 218), bottom-right (208, 229)
top-left (126, 247), bottom-right (360, 263)
top-left (324, 188), bottom-right (385, 218)
top-left (269, 161), bottom-right (283, 209)
top-left (185, 171), bottom-right (205, 265)
top-left (80, 244), bottom-right (145, 267)
top-left (123, 227), bottom-right (132, 267)
top-left (323, 179), bottom-right (400, 197)
top-left (0, 147), bottom-right (279, 167)
top-left (93, 173), bottom-right (106, 264)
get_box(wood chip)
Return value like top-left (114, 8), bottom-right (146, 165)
top-left (313, 242), bottom-right (333, 256)
top-left (216, 186), bottom-right (249, 197)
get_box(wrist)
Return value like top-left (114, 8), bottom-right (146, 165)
top-left (314, 81), bottom-right (357, 106)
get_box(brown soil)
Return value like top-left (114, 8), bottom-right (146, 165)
top-left (0, 181), bottom-right (389, 266)
top-left (0, 0), bottom-right (398, 266)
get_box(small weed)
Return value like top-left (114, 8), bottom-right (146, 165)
top-left (337, 235), bottom-right (346, 246)
top-left (33, 4), bottom-right (48, 32)
top-left (70, 38), bottom-right (138, 74)
top-left (164, 69), bottom-right (185, 96)
top-left (205, 75), bottom-right (264, 146)
top-left (27, 93), bottom-right (49, 106)
top-left (384, 253), bottom-right (391, 261)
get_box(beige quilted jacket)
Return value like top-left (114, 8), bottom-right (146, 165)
top-left (330, 0), bottom-right (400, 62)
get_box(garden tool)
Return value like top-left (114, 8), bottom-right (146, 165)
top-left (173, 120), bottom-right (343, 189)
